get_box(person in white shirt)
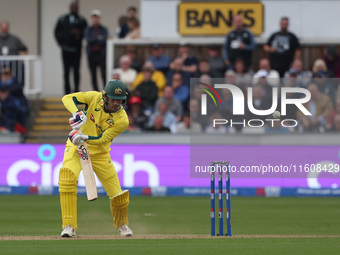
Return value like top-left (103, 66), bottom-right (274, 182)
top-left (112, 55), bottom-right (137, 92)
top-left (252, 58), bottom-right (280, 87)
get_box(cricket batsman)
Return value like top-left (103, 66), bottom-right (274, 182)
top-left (59, 80), bottom-right (133, 237)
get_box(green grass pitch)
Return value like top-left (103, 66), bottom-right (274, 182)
top-left (0, 195), bottom-right (339, 254)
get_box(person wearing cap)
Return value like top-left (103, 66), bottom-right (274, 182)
top-left (283, 59), bottom-right (312, 88)
top-left (85, 9), bottom-right (108, 91)
top-left (147, 44), bottom-right (170, 74)
top-left (263, 17), bottom-right (300, 77)
top-left (54, 1), bottom-right (87, 94)
top-left (252, 58), bottom-right (280, 87)
top-left (59, 80), bottom-right (133, 238)
top-left (323, 46), bottom-right (340, 78)
top-left (127, 96), bottom-right (148, 130)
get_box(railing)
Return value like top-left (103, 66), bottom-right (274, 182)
top-left (0, 55), bottom-right (42, 96)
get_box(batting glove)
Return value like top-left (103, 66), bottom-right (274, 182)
top-left (69, 111), bottom-right (87, 130)
top-left (68, 130), bottom-right (89, 145)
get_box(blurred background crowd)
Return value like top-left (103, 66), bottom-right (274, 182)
top-left (1, 1), bottom-right (340, 138)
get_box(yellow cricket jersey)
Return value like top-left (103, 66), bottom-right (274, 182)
top-left (62, 91), bottom-right (129, 154)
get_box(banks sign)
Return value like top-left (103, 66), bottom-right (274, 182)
top-left (178, 2), bottom-right (264, 35)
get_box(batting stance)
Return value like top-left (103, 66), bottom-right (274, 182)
top-left (59, 80), bottom-right (133, 237)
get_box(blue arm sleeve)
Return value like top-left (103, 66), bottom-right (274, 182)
top-left (222, 35), bottom-right (229, 61)
top-left (244, 32), bottom-right (256, 51)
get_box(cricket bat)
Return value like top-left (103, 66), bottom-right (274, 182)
top-left (77, 142), bottom-right (98, 201)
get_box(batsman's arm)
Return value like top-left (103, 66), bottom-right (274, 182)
top-left (62, 92), bottom-right (98, 114)
top-left (87, 119), bottom-right (128, 145)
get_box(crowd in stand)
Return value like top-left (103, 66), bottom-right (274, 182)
top-left (114, 15), bottom-right (340, 134)
top-left (1, 1), bottom-right (340, 135)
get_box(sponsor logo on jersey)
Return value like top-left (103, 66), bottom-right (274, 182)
top-left (95, 108), bottom-right (101, 111)
top-left (90, 114), bottom-right (95, 122)
top-left (106, 119), bottom-right (114, 126)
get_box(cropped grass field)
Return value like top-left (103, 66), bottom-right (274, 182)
top-left (0, 195), bottom-right (339, 254)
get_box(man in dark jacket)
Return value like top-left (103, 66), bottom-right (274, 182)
top-left (54, 1), bottom-right (87, 94)
top-left (223, 15), bottom-right (256, 71)
top-left (85, 9), bottom-right (108, 91)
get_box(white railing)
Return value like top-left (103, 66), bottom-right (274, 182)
top-left (0, 55), bottom-right (42, 96)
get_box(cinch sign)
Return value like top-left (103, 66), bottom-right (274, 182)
top-left (178, 2), bottom-right (263, 35)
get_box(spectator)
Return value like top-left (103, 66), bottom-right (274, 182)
top-left (312, 59), bottom-right (328, 76)
top-left (233, 58), bottom-right (252, 89)
top-left (326, 99), bottom-right (340, 131)
top-left (125, 46), bottom-right (142, 72)
top-left (224, 70), bottom-right (237, 86)
top-left (176, 113), bottom-right (202, 134)
top-left (0, 86), bottom-right (19, 132)
top-left (332, 114), bottom-right (340, 132)
top-left (145, 115), bottom-right (170, 132)
top-left (117, 6), bottom-right (137, 39)
top-left (132, 61), bottom-right (166, 97)
top-left (194, 60), bottom-right (211, 78)
top-left (147, 44), bottom-right (170, 74)
top-left (323, 45), bottom-right (340, 78)
top-left (0, 21), bottom-right (28, 83)
top-left (189, 98), bottom-right (208, 129)
top-left (245, 85), bottom-right (272, 121)
top-left (166, 57), bottom-right (191, 87)
top-left (280, 83), bottom-right (299, 121)
top-left (223, 15), bottom-right (256, 71)
top-left (170, 72), bottom-right (190, 110)
top-left (148, 102), bottom-right (177, 132)
top-left (0, 67), bottom-right (28, 126)
top-left (283, 59), bottom-right (312, 88)
top-left (124, 17), bottom-right (140, 40)
top-left (112, 71), bottom-right (120, 80)
top-left (154, 86), bottom-right (182, 122)
top-left (85, 10), bottom-right (108, 91)
top-left (205, 112), bottom-right (228, 134)
top-left (127, 96), bottom-right (148, 131)
top-left (252, 58), bottom-right (280, 87)
top-left (208, 44), bottom-right (227, 78)
top-left (263, 17), bottom-right (301, 77)
top-left (54, 1), bottom-right (87, 94)
top-left (134, 67), bottom-right (158, 112)
top-left (199, 74), bottom-right (212, 86)
top-left (252, 70), bottom-right (272, 97)
top-left (296, 83), bottom-right (333, 132)
top-left (313, 70), bottom-right (336, 105)
top-left (170, 43), bottom-right (198, 76)
top-left (0, 21), bottom-right (27, 56)
top-left (112, 55), bottom-right (137, 92)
